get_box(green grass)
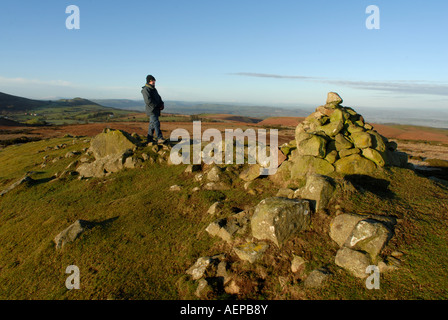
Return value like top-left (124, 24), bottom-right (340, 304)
top-left (9, 104), bottom-right (133, 125)
top-left (0, 138), bottom-right (274, 299)
top-left (0, 137), bottom-right (448, 300)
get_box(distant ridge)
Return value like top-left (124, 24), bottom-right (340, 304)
top-left (0, 116), bottom-right (25, 127)
top-left (0, 92), bottom-right (48, 111)
top-left (0, 91), bottom-right (109, 112)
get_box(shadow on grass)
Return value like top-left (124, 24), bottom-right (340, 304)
top-left (344, 174), bottom-right (395, 200)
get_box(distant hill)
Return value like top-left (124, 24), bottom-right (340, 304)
top-left (0, 116), bottom-right (26, 126)
top-left (0, 92), bottom-right (49, 111)
top-left (0, 92), bottom-right (132, 125)
top-left (0, 92), bottom-right (101, 112)
top-left (91, 99), bottom-right (144, 111)
top-left (54, 97), bottom-right (101, 107)
top-left (91, 99), bottom-right (310, 119)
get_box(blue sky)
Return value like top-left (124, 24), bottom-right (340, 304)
top-left (0, 0), bottom-right (447, 110)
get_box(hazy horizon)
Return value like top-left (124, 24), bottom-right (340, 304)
top-left (0, 1), bottom-right (447, 111)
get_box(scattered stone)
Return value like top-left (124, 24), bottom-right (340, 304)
top-left (206, 211), bottom-right (250, 243)
top-left (124, 156), bottom-right (141, 169)
top-left (225, 280), bottom-right (241, 295)
top-left (296, 174), bottom-right (335, 212)
top-left (195, 279), bottom-right (212, 298)
top-left (304, 268), bottom-right (331, 288)
top-left (186, 255), bottom-right (221, 280)
top-left (169, 185), bottom-right (182, 191)
top-left (207, 201), bottom-right (224, 216)
top-left (206, 165), bottom-right (222, 182)
top-left (329, 213), bottom-right (368, 247)
top-left (233, 241), bottom-right (269, 263)
top-left (335, 247), bottom-right (371, 278)
top-left (251, 197), bottom-right (311, 247)
top-left (216, 261), bottom-right (232, 285)
top-left (194, 173), bottom-right (204, 182)
top-left (278, 276), bottom-right (289, 289)
top-left (391, 251), bottom-right (404, 258)
top-left (378, 257), bottom-right (401, 273)
top-left (291, 255), bottom-right (307, 273)
top-left (203, 182), bottom-right (230, 191)
top-left (276, 188), bottom-right (295, 198)
top-left (184, 164), bottom-right (202, 173)
top-left (54, 220), bottom-right (96, 249)
top-left (344, 219), bottom-right (392, 262)
top-left (89, 128), bottom-right (137, 160)
top-left (65, 151), bottom-right (81, 158)
top-left (0, 175), bottom-right (34, 196)
top-left (239, 164), bottom-right (262, 181)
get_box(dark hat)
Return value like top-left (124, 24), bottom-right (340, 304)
top-left (146, 75), bottom-right (156, 83)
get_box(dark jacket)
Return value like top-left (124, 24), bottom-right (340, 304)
top-left (141, 84), bottom-right (163, 116)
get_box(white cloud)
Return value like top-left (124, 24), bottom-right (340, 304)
top-left (0, 76), bottom-right (74, 87)
top-left (231, 72), bottom-right (448, 97)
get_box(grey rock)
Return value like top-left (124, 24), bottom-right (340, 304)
top-left (206, 211), bottom-right (250, 243)
top-left (251, 197), bottom-right (311, 247)
top-left (326, 92), bottom-right (343, 106)
top-left (344, 219), bottom-right (392, 262)
top-left (186, 256), bottom-right (220, 280)
top-left (291, 255), bottom-right (307, 273)
top-left (304, 268), bottom-right (331, 288)
top-left (335, 247), bottom-right (371, 278)
top-left (54, 220), bottom-right (96, 249)
top-left (276, 188), bottom-right (295, 199)
top-left (233, 241), bottom-right (269, 263)
top-left (207, 201), bottom-right (224, 216)
top-left (206, 165), bottom-right (222, 182)
top-left (184, 164), bottom-right (202, 173)
top-left (298, 174), bottom-right (335, 212)
top-left (239, 164), bottom-right (262, 181)
top-left (203, 182), bottom-right (230, 191)
top-left (329, 213), bottom-right (366, 247)
top-left (0, 175), bottom-right (34, 196)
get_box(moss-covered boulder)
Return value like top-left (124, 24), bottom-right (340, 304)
top-left (297, 134), bottom-right (327, 158)
top-left (362, 148), bottom-right (386, 167)
top-left (89, 128), bottom-right (138, 160)
top-left (290, 155), bottom-right (335, 178)
top-left (350, 131), bottom-right (373, 149)
top-left (334, 154), bottom-right (377, 175)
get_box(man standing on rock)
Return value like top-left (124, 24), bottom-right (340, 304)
top-left (141, 75), bottom-right (166, 144)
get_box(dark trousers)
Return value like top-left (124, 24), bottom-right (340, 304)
top-left (148, 113), bottom-right (163, 140)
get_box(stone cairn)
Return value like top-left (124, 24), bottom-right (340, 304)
top-left (184, 93), bottom-right (407, 297)
top-left (275, 92), bottom-right (408, 183)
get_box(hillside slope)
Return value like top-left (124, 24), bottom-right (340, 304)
top-left (0, 135), bottom-right (447, 300)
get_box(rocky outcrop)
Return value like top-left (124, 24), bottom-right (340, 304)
top-left (76, 128), bottom-right (172, 178)
top-left (77, 128), bottom-right (138, 178)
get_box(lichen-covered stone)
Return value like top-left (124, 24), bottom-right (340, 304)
top-left (334, 154), bottom-right (377, 175)
top-left (251, 197), bottom-right (311, 247)
top-left (290, 155), bottom-right (335, 178)
top-left (350, 132), bottom-right (373, 149)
